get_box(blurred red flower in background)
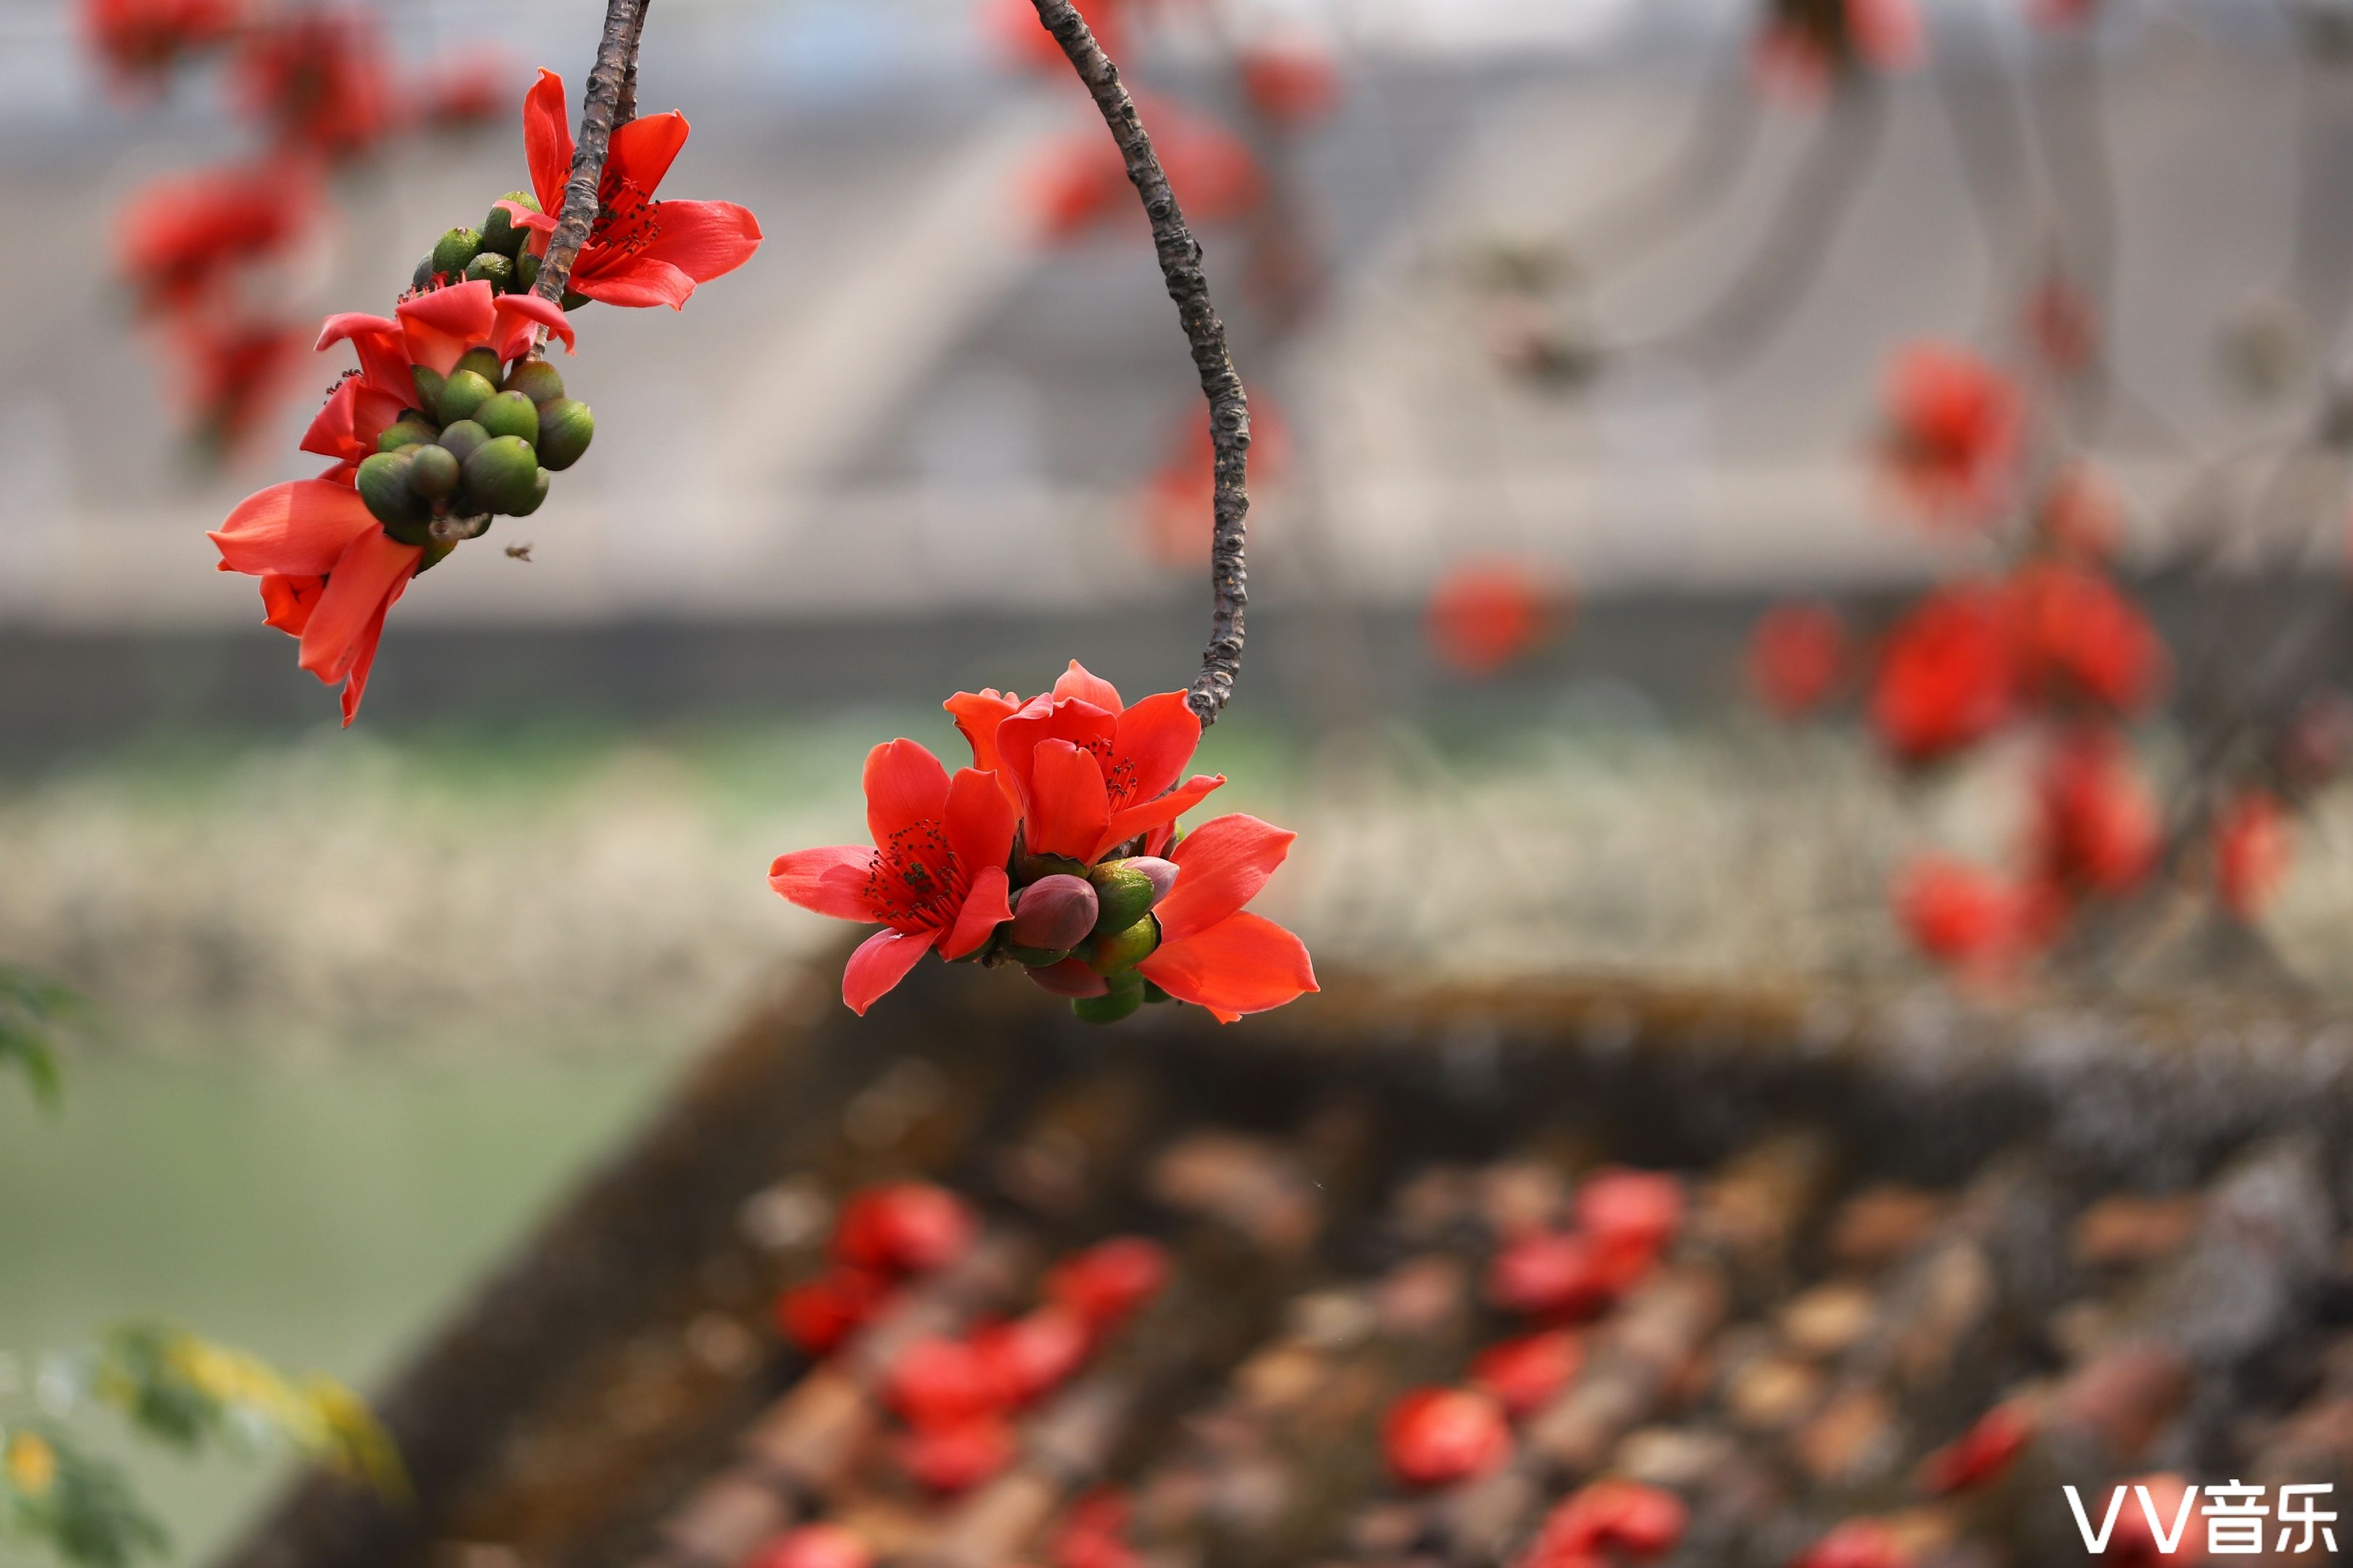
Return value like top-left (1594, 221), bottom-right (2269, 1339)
top-left (83, 0), bottom-right (241, 85)
top-left (1383, 1387), bottom-right (1513, 1487)
top-left (415, 47), bottom-right (515, 131)
top-left (1748, 601), bottom-right (1848, 716)
top-left (2004, 561), bottom-right (2166, 714)
top-left (514, 70), bottom-right (764, 308)
top-left (1877, 344), bottom-right (2021, 524)
top-left (170, 316), bottom-right (302, 454)
top-left (1024, 98), bottom-right (1265, 241)
top-left (983, 0), bottom-right (1126, 73)
top-left (1895, 857), bottom-right (2047, 971)
top-left (746, 1525), bottom-right (872, 1568)
top-left (1869, 586), bottom-right (2013, 764)
top-left (2031, 730), bottom-right (2158, 898)
top-left (1427, 559), bottom-right (1561, 677)
top-left (1239, 40), bottom-right (1342, 127)
top-left (1517, 1480), bottom-right (1687, 1567)
top-left (1141, 396), bottom-right (1287, 566)
top-left (118, 160), bottom-right (314, 317)
top-left (1919, 1402), bottom-right (2036, 1495)
top-left (233, 9), bottom-right (393, 161)
top-left (1790, 1520), bottom-right (1914, 1568)
top-left (2214, 790), bottom-right (2291, 920)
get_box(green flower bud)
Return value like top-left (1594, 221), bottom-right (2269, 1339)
top-left (465, 252), bottom-right (514, 293)
top-left (406, 441), bottom-right (460, 501)
top-left (376, 420), bottom-right (435, 454)
top-left (480, 192), bottom-right (539, 258)
top-left (476, 390), bottom-right (539, 446)
top-left (1089, 857), bottom-right (1175, 937)
top-left (535, 398), bottom-right (595, 471)
top-left (1016, 852), bottom-right (1089, 886)
top-left (432, 227), bottom-right (483, 279)
top-left (412, 253), bottom-right (436, 291)
top-left (514, 252), bottom-right (542, 294)
top-left (1072, 972), bottom-right (1146, 1024)
top-left (463, 434), bottom-right (541, 515)
top-left (511, 467), bottom-right (551, 517)
top-left (357, 452), bottom-right (424, 533)
top-left (1143, 979), bottom-right (1173, 1005)
top-left (413, 539), bottom-right (457, 575)
top-left (436, 419), bottom-right (489, 462)
top-left (560, 288), bottom-right (590, 311)
top-left (437, 367), bottom-right (497, 425)
top-left (412, 366), bottom-right (446, 415)
top-left (453, 347), bottom-right (504, 384)
top-left (998, 943), bottom-right (1069, 967)
top-left (503, 357), bottom-right (564, 404)
top-left (1085, 916), bottom-right (1159, 975)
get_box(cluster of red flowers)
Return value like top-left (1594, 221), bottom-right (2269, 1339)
top-left (771, 662), bottom-right (1317, 1024)
top-left (1752, 0), bottom-right (1922, 103)
top-left (1745, 339), bottom-right (2307, 975)
top-left (1377, 1169), bottom-right (1684, 1535)
top-left (770, 1183), bottom-right (1169, 1498)
top-left (86, 0), bottom-right (527, 457)
top-left (209, 72), bottom-right (759, 722)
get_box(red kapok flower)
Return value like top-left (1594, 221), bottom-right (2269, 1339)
top-left (775, 1267), bottom-right (889, 1357)
top-left (169, 316), bottom-right (303, 457)
top-left (232, 9), bottom-right (394, 161)
top-left (1894, 857), bottom-right (2047, 971)
top-left (1142, 396), bottom-right (1289, 567)
top-left (2039, 462), bottom-right (2124, 561)
top-left (1488, 1230), bottom-right (1615, 1321)
top-left (417, 47), bottom-right (514, 131)
top-left (1576, 1169), bottom-right (1684, 1283)
top-left (1869, 585), bottom-right (2013, 764)
top-left (1427, 560), bottom-right (1561, 677)
top-left (2031, 729), bottom-right (2156, 897)
top-left (886, 1335), bottom-right (1011, 1429)
top-left (1748, 601), bottom-right (1848, 717)
top-left (747, 1525), bottom-right (873, 1568)
top-left (1024, 97), bottom-right (1265, 242)
top-left (2214, 790), bottom-right (2291, 920)
top-left (1133, 814), bottom-right (1318, 1023)
top-left (833, 1182), bottom-right (976, 1276)
top-left (769, 741), bottom-right (1019, 1014)
top-left (118, 160), bottom-right (314, 317)
top-left (82, 0), bottom-right (241, 85)
top-left (1044, 1237), bottom-right (1169, 1331)
top-left (1877, 344), bottom-right (2020, 524)
top-left (1469, 1330), bottom-right (1582, 1418)
top-left (1382, 1387), bottom-right (1514, 1488)
top-left (898, 1413), bottom-right (1015, 1493)
top-left (1239, 41), bottom-right (1342, 127)
top-left (2004, 561), bottom-right (2166, 714)
top-left (1917, 1402), bottom-right (2036, 1495)
top-left (1521, 1480), bottom-right (1687, 1564)
top-left (516, 70), bottom-right (764, 308)
top-left (984, 0), bottom-right (1127, 73)
top-left (2106, 1474), bottom-right (2205, 1568)
top-left (959, 661), bottom-right (1225, 865)
top-left (306, 278), bottom-right (575, 465)
top-left (1790, 1520), bottom-right (1912, 1568)
top-left (971, 1309), bottom-right (1091, 1405)
top-left (1051, 1487), bottom-right (1143, 1568)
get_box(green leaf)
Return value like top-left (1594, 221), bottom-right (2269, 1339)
top-left (0, 1426), bottom-right (171, 1568)
top-left (0, 964), bottom-right (86, 1109)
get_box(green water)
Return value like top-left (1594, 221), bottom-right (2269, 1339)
top-left (0, 1050), bottom-right (672, 1566)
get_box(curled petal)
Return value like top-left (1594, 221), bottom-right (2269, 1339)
top-left (491, 291), bottom-right (575, 359)
top-left (1053, 660), bottom-right (1122, 712)
top-left (522, 69), bottom-right (574, 215)
top-left (298, 526), bottom-right (420, 684)
top-left (258, 573), bottom-right (323, 634)
top-left (770, 844), bottom-right (881, 922)
top-left (945, 688), bottom-right (1021, 774)
top-left (628, 199), bottom-right (762, 288)
top-left (314, 311), bottom-right (415, 399)
top-left (844, 926), bottom-right (939, 1016)
top-left (1027, 740), bottom-right (1112, 862)
top-left (607, 109), bottom-right (690, 193)
top-left (1154, 814), bottom-right (1297, 942)
top-left (944, 767), bottom-right (1017, 881)
top-left (1113, 689), bottom-right (1202, 803)
top-left (1097, 773), bottom-right (1224, 864)
top-left (300, 376), bottom-right (409, 462)
top-left (211, 479), bottom-right (376, 578)
top-left (571, 255), bottom-right (698, 310)
top-left (395, 279), bottom-right (499, 375)
top-left (1138, 911), bottom-right (1318, 1023)
top-left (942, 865), bottom-right (1011, 960)
top-left (863, 738), bottom-right (951, 846)
top-left (335, 574), bottom-right (407, 727)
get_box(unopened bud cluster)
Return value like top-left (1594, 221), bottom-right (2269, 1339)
top-left (355, 346), bottom-right (592, 550)
top-left (411, 192), bottom-right (570, 303)
top-left (985, 853), bottom-right (1180, 1024)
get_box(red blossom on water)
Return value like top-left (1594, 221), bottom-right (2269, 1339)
top-left (118, 160), bottom-right (314, 317)
top-left (1748, 600), bottom-right (1848, 717)
top-left (169, 315), bottom-right (302, 455)
top-left (1382, 1387), bottom-right (1514, 1488)
top-left (1877, 344), bottom-right (2020, 525)
top-left (833, 1182), bottom-right (976, 1276)
top-left (1488, 1230), bottom-right (1615, 1321)
top-left (1918, 1402), bottom-right (2036, 1495)
top-left (2004, 561), bottom-right (2166, 714)
top-left (1518, 1480), bottom-right (1687, 1567)
top-left (2214, 790), bottom-right (2292, 920)
top-left (1239, 41), bottom-right (1342, 127)
top-left (1427, 559), bottom-right (1561, 677)
top-left (1469, 1330), bottom-right (1583, 1418)
top-left (515, 70), bottom-right (763, 308)
top-left (82, 0), bottom-right (240, 84)
top-left (899, 1413), bottom-right (1016, 1493)
top-left (1790, 1520), bottom-right (1912, 1568)
top-left (233, 9), bottom-right (393, 161)
top-left (770, 741), bottom-right (1019, 1014)
top-left (1869, 585), bottom-right (2013, 764)
top-left (1044, 1237), bottom-right (1169, 1331)
top-left (1895, 857), bottom-right (2048, 971)
top-left (2031, 729), bottom-right (2157, 898)
top-left (746, 1525), bottom-right (873, 1568)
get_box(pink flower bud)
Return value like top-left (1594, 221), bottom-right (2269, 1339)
top-left (1010, 874), bottom-right (1098, 952)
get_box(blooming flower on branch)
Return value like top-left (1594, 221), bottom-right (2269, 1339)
top-left (511, 70), bottom-right (763, 309)
top-left (1875, 343), bottom-right (2020, 525)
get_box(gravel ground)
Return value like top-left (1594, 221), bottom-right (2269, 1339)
top-left (5, 714), bottom-right (2350, 1060)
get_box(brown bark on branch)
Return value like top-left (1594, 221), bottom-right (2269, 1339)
top-left (534, 0), bottom-right (648, 306)
top-left (1029, 0), bottom-right (1252, 726)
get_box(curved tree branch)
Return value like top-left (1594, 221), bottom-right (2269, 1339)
top-left (1029, 0), bottom-right (1252, 726)
top-left (534, 0), bottom-right (648, 306)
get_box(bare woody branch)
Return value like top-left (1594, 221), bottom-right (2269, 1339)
top-left (1029, 0), bottom-right (1252, 727)
top-left (534, 0), bottom-right (649, 306)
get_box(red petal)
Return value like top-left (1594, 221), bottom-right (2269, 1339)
top-left (396, 279), bottom-right (498, 375)
top-left (1054, 659), bottom-right (1122, 712)
top-left (522, 68), bottom-right (574, 215)
top-left (571, 256), bottom-right (698, 310)
top-left (843, 926), bottom-right (939, 1015)
top-left (258, 573), bottom-right (322, 634)
top-left (863, 738), bottom-right (951, 846)
top-left (1112, 689), bottom-right (1201, 803)
top-left (995, 695), bottom-right (1115, 812)
top-left (942, 865), bottom-right (1010, 960)
top-left (631, 199), bottom-right (762, 290)
top-left (607, 108), bottom-right (690, 194)
top-left (944, 766), bottom-right (1017, 881)
top-left (299, 377), bottom-right (408, 462)
top-left (299, 527), bottom-right (420, 683)
top-left (944, 688), bottom-right (1021, 773)
top-left (1096, 772), bottom-right (1223, 865)
top-left (210, 479), bottom-right (376, 577)
top-left (491, 291), bottom-right (575, 359)
top-left (1027, 740), bottom-right (1112, 861)
top-left (335, 573), bottom-right (407, 727)
top-left (1137, 911), bottom-right (1317, 1023)
top-left (1151, 814), bottom-right (1295, 941)
top-left (769, 845), bottom-right (880, 921)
